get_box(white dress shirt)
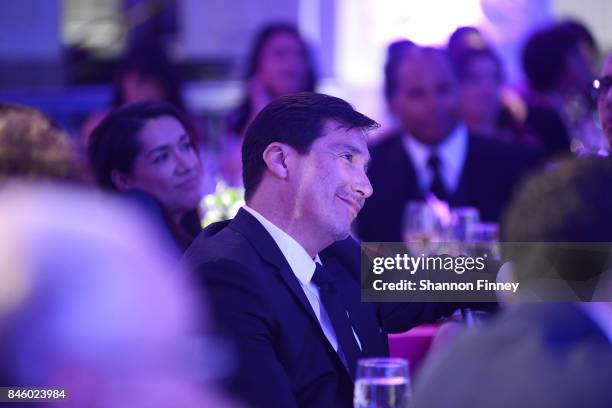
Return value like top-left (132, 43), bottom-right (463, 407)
top-left (242, 206), bottom-right (362, 356)
top-left (402, 123), bottom-right (468, 195)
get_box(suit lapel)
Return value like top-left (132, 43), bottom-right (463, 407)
top-left (229, 209), bottom-right (359, 381)
top-left (228, 208), bottom-right (320, 326)
top-left (322, 253), bottom-right (385, 357)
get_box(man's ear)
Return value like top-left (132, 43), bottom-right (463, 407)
top-left (262, 142), bottom-right (291, 179)
top-left (110, 169), bottom-right (132, 191)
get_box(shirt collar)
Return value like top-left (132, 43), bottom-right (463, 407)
top-left (242, 205), bottom-right (320, 285)
top-left (402, 123), bottom-right (468, 192)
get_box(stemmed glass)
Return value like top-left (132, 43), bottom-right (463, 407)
top-left (402, 201), bottom-right (444, 256)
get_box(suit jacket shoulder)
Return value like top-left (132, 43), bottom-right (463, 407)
top-left (184, 211), bottom-right (359, 408)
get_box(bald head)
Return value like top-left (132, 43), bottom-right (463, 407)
top-left (387, 47), bottom-right (461, 145)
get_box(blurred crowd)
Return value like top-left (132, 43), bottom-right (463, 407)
top-left (2, 15), bottom-right (612, 408)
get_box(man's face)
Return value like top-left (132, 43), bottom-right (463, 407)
top-left (288, 121), bottom-right (373, 243)
top-left (389, 51), bottom-right (461, 145)
top-left (597, 55), bottom-right (612, 145)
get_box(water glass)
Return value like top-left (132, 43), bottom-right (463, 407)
top-left (354, 358), bottom-right (412, 408)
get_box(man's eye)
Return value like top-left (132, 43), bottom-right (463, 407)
top-left (340, 153), bottom-right (354, 162)
top-left (407, 89), bottom-right (425, 99)
top-left (180, 141), bottom-right (193, 151)
top-left (153, 152), bottom-right (169, 164)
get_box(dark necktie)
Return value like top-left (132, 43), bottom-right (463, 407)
top-left (312, 263), bottom-right (361, 379)
top-left (427, 154), bottom-right (449, 201)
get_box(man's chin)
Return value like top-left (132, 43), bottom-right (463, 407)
top-left (330, 226), bottom-right (351, 243)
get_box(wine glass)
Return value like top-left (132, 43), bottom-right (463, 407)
top-left (447, 207), bottom-right (480, 255)
top-left (354, 358), bottom-right (412, 408)
top-left (470, 222), bottom-right (500, 259)
top-left (402, 201), bottom-right (443, 256)
top-left (448, 207), bottom-right (479, 242)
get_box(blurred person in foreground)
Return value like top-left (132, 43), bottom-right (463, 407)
top-left (357, 46), bottom-right (542, 242)
top-left (413, 156), bottom-right (612, 407)
top-left (220, 23), bottom-right (317, 186)
top-left (0, 103), bottom-right (83, 183)
top-left (88, 100), bottom-right (203, 253)
top-left (0, 183), bottom-right (241, 408)
top-left (183, 92), bottom-right (487, 408)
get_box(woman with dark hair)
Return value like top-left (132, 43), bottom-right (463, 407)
top-left (88, 100), bottom-right (202, 252)
top-left (219, 23), bottom-right (317, 186)
top-left (227, 23), bottom-right (317, 137)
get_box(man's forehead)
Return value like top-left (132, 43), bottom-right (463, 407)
top-left (317, 121), bottom-right (369, 149)
top-left (397, 50), bottom-right (455, 83)
top-left (326, 122), bottom-right (367, 139)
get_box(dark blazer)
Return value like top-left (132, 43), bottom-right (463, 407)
top-left (357, 132), bottom-right (544, 242)
top-left (525, 105), bottom-right (572, 160)
top-left (183, 209), bottom-right (459, 408)
top-left (413, 303), bottom-right (612, 408)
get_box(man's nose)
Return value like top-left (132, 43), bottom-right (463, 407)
top-left (354, 169), bottom-right (373, 199)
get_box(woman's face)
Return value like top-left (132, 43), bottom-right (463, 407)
top-left (257, 32), bottom-right (309, 97)
top-left (123, 116), bottom-right (202, 215)
top-left (460, 55), bottom-right (502, 124)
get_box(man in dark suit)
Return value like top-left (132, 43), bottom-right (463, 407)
top-left (357, 46), bottom-right (542, 243)
top-left (184, 93), bottom-right (461, 408)
top-left (413, 157), bottom-right (612, 407)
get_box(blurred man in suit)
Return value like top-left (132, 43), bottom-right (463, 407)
top-left (184, 93), bottom-right (463, 408)
top-left (413, 157), bottom-right (612, 407)
top-left (357, 46), bottom-right (542, 242)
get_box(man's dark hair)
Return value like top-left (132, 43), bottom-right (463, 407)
top-left (447, 26), bottom-right (487, 60)
top-left (522, 22), bottom-right (590, 92)
top-left (241, 92), bottom-right (379, 201)
top-left (384, 46), bottom-right (455, 101)
top-left (502, 157), bottom-right (612, 286)
top-left (87, 100), bottom-right (193, 190)
top-left (558, 19), bottom-right (598, 55)
top-left (383, 40), bottom-right (416, 100)
top-left (451, 47), bottom-right (503, 84)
